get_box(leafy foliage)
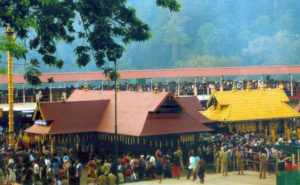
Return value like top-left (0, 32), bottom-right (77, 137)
top-left (0, 67), bottom-right (6, 75)
top-left (175, 55), bottom-right (242, 68)
top-left (123, 0), bottom-right (300, 69)
top-left (3, 0), bottom-right (299, 77)
top-left (103, 67), bottom-right (121, 81)
top-left (47, 77), bottom-right (55, 84)
top-left (0, 0), bottom-right (180, 84)
top-left (24, 59), bottom-right (41, 86)
top-left (0, 35), bottom-right (26, 59)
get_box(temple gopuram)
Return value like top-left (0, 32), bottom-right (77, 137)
top-left (203, 82), bottom-right (300, 142)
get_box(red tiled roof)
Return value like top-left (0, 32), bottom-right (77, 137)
top-left (175, 96), bottom-right (212, 123)
top-left (0, 65), bottom-right (299, 84)
top-left (26, 100), bottom-right (109, 135)
top-left (67, 90), bottom-right (170, 136)
top-left (140, 112), bottom-right (212, 136)
top-left (176, 96), bottom-right (203, 111)
top-left (67, 90), bottom-right (212, 136)
top-left (295, 105), bottom-right (300, 112)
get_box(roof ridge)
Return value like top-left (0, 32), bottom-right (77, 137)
top-left (184, 109), bottom-right (213, 124)
top-left (224, 105), bottom-right (232, 122)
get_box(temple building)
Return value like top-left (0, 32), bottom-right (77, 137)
top-left (295, 104), bottom-right (300, 113)
top-left (202, 82), bottom-right (300, 141)
top-left (25, 90), bottom-right (212, 155)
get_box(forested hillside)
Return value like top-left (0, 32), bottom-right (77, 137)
top-left (3, 0), bottom-right (300, 74)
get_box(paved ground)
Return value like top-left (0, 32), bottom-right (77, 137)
top-left (79, 170), bottom-right (275, 185)
top-left (122, 171), bottom-right (275, 185)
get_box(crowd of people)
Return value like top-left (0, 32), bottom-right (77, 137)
top-left (0, 149), bottom-right (83, 185)
top-left (0, 78), bottom-right (298, 103)
top-left (0, 131), bottom-right (299, 185)
top-left (0, 145), bottom-right (208, 185)
top-left (203, 132), bottom-right (299, 178)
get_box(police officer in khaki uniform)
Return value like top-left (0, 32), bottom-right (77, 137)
top-left (235, 146), bottom-right (245, 175)
top-left (220, 147), bottom-right (229, 176)
top-left (215, 148), bottom-right (221, 173)
top-left (259, 147), bottom-right (268, 179)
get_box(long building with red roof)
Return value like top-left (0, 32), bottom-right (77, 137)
top-left (26, 90), bottom-right (212, 136)
top-left (1, 65), bottom-right (299, 84)
top-left (25, 90), bottom-right (213, 154)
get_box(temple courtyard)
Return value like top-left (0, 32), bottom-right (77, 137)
top-left (123, 171), bottom-right (275, 185)
top-left (76, 170), bottom-right (276, 185)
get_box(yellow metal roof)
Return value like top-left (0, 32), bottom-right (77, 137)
top-left (203, 88), bottom-right (300, 122)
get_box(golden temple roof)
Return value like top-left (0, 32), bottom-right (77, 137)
top-left (203, 87), bottom-right (300, 122)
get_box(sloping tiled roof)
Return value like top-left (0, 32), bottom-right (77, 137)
top-left (0, 65), bottom-right (299, 84)
top-left (67, 90), bottom-right (212, 136)
top-left (140, 112), bottom-right (212, 136)
top-left (175, 96), bottom-right (212, 123)
top-left (202, 88), bottom-right (300, 122)
top-left (26, 100), bottom-right (109, 134)
top-left (295, 105), bottom-right (300, 112)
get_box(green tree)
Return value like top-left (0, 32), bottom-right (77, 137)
top-left (196, 23), bottom-right (220, 56)
top-left (0, 33), bottom-right (26, 75)
top-left (174, 55), bottom-right (242, 68)
top-left (103, 67), bottom-right (120, 81)
top-left (163, 13), bottom-right (190, 63)
top-left (242, 30), bottom-right (300, 65)
top-left (48, 77), bottom-right (55, 99)
top-left (0, 67), bottom-right (5, 75)
top-left (0, 0), bottom-right (180, 85)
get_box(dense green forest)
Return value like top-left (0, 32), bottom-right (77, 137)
top-left (3, 0), bottom-right (300, 74)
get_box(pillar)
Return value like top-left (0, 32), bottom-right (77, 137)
top-left (50, 137), bottom-right (55, 156)
top-left (194, 77), bottom-right (198, 96)
top-left (42, 135), bottom-right (46, 153)
top-left (76, 134), bottom-right (80, 151)
top-left (287, 128), bottom-right (291, 141)
top-left (36, 93), bottom-right (40, 102)
top-left (284, 120), bottom-right (288, 139)
top-left (271, 129), bottom-right (275, 143)
top-left (50, 92), bottom-right (53, 102)
top-left (194, 86), bottom-right (197, 96)
top-left (37, 135), bottom-right (41, 152)
top-left (290, 74), bottom-right (293, 96)
top-left (220, 76), bottom-right (224, 91)
top-left (22, 84), bottom-right (25, 103)
top-left (6, 26), bottom-right (15, 150)
top-left (49, 83), bottom-right (52, 102)
top-left (241, 76), bottom-right (244, 90)
top-left (177, 79), bottom-right (180, 95)
top-left (174, 86), bottom-right (179, 97)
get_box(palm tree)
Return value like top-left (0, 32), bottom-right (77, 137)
top-left (102, 67), bottom-right (120, 88)
top-left (47, 77), bottom-right (55, 102)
